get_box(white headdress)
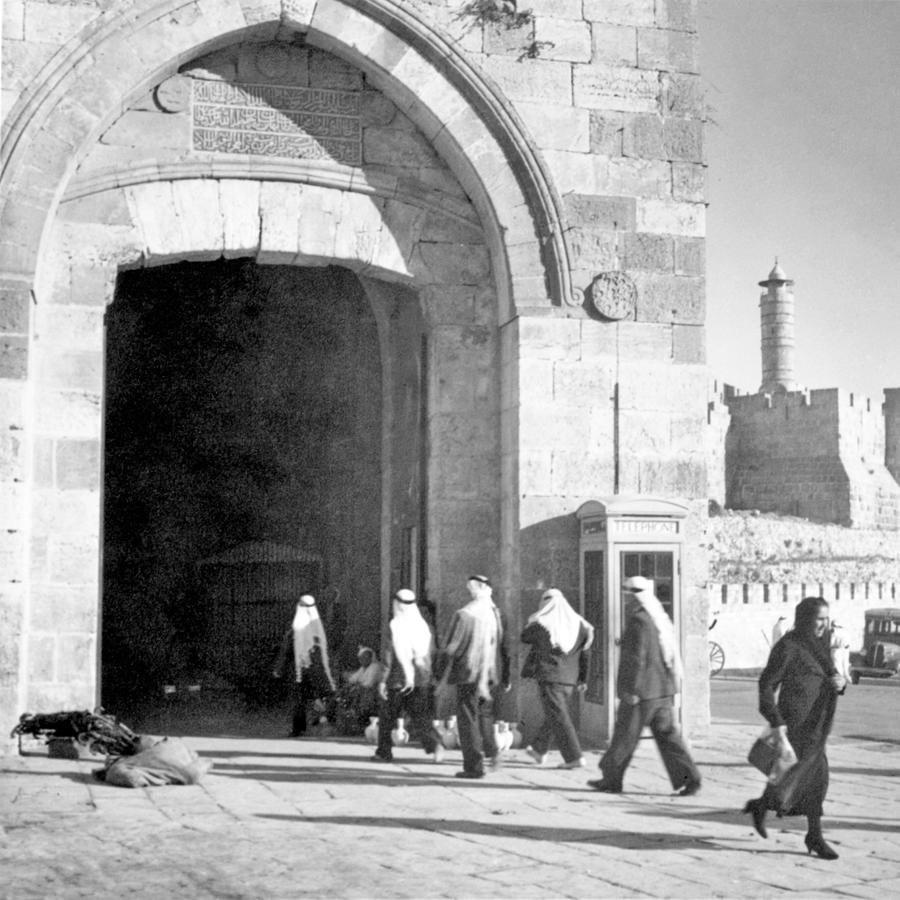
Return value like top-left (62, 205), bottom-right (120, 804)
top-left (528, 588), bottom-right (593, 654)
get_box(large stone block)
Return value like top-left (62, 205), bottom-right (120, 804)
top-left (623, 232), bottom-right (674, 272)
top-left (482, 56), bottom-right (572, 106)
top-left (516, 102), bottom-right (590, 153)
top-left (413, 242), bottom-right (490, 286)
top-left (534, 17), bottom-right (591, 63)
top-left (32, 305), bottom-right (103, 350)
top-left (673, 323), bottom-right (705, 363)
top-left (655, 0), bottom-right (698, 32)
top-left (551, 449), bottom-right (616, 496)
top-left (566, 227), bottom-right (617, 272)
top-left (633, 272), bottom-right (704, 324)
top-left (528, 0), bottom-right (582, 18)
top-left (637, 28), bottom-right (699, 74)
top-left (674, 236), bottom-right (705, 276)
top-left (518, 316), bottom-right (581, 361)
top-left (363, 124), bottom-right (442, 168)
top-left (664, 118), bottom-right (704, 162)
top-left (519, 450), bottom-right (554, 496)
top-left (56, 439), bottom-right (100, 491)
top-left (672, 162), bottom-right (706, 202)
top-left (27, 635), bottom-right (55, 682)
top-left (33, 438), bottom-right (53, 489)
top-left (0, 337), bottom-right (28, 380)
top-left (172, 181), bottom-right (224, 257)
top-left (0, 530), bottom-right (25, 583)
top-left (50, 536), bottom-right (99, 586)
top-left (553, 359), bottom-right (616, 400)
top-left (33, 389), bottom-right (102, 439)
top-left (613, 322), bottom-right (674, 360)
top-left (563, 193), bottom-right (636, 231)
top-left (521, 403), bottom-right (592, 449)
top-left (100, 109), bottom-right (190, 150)
top-left (589, 112), bottom-right (625, 156)
top-left (484, 19), bottom-right (533, 56)
top-left (30, 587), bottom-right (98, 633)
top-left (590, 22), bottom-right (637, 66)
top-left (623, 114), bottom-right (664, 159)
top-left (583, 0), bottom-right (655, 27)
top-left (604, 158), bottom-right (671, 199)
top-left (661, 73), bottom-right (705, 117)
top-left (68, 264), bottom-right (115, 307)
top-left (637, 198), bottom-right (704, 236)
top-left (220, 180), bottom-right (261, 257)
top-left (542, 150), bottom-right (604, 196)
top-left (309, 47), bottom-right (364, 89)
top-left (574, 64), bottom-right (660, 113)
top-left (57, 635), bottom-right (95, 684)
top-left (258, 181), bottom-right (303, 264)
top-left (0, 280), bottom-right (30, 333)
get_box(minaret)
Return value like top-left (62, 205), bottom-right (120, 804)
top-left (758, 259), bottom-right (798, 393)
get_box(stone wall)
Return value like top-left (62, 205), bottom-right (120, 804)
top-left (708, 581), bottom-right (900, 672)
top-left (724, 388), bottom-right (900, 530)
top-left (1, 0), bottom-right (710, 743)
top-left (705, 509), bottom-right (900, 670)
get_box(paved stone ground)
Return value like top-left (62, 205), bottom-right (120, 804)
top-left (2, 714), bottom-right (898, 899)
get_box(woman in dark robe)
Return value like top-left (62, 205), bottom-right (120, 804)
top-left (743, 596), bottom-right (846, 859)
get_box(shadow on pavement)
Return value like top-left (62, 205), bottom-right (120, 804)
top-left (830, 766), bottom-right (900, 777)
top-left (255, 813), bottom-right (730, 849)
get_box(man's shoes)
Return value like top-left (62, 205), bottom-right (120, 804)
top-left (370, 753), bottom-right (393, 763)
top-left (454, 770), bottom-right (485, 779)
top-left (557, 757), bottom-right (586, 769)
top-left (587, 778), bottom-right (622, 793)
top-left (525, 746), bottom-right (547, 765)
top-left (432, 743), bottom-right (445, 764)
top-left (487, 754), bottom-right (503, 771)
top-left (677, 780), bottom-right (701, 796)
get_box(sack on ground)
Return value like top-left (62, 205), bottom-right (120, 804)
top-left (748, 726), bottom-right (797, 785)
top-left (94, 736), bottom-right (213, 788)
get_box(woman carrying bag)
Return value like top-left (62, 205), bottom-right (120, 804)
top-left (743, 596), bottom-right (846, 859)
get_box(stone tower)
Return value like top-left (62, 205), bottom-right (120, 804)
top-left (759, 260), bottom-right (798, 393)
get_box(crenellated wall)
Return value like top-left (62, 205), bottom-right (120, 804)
top-left (723, 387), bottom-right (900, 530)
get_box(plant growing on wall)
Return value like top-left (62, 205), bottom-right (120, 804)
top-left (459, 0), bottom-right (534, 30)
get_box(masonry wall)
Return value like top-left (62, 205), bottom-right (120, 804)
top-left (709, 581), bottom-right (900, 672)
top-left (1, 0), bottom-right (710, 741)
top-left (725, 388), bottom-right (900, 529)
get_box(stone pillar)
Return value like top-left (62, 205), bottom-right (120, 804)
top-left (758, 261), bottom-right (798, 393)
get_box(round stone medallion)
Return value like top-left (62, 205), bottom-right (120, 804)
top-left (255, 44), bottom-right (291, 80)
top-left (587, 272), bottom-right (637, 320)
top-left (154, 76), bottom-right (190, 113)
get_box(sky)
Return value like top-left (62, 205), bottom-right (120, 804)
top-left (698, 0), bottom-right (900, 400)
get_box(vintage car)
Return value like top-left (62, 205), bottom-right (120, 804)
top-left (848, 607), bottom-right (900, 684)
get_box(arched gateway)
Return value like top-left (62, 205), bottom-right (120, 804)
top-left (1, 0), bottom-right (710, 744)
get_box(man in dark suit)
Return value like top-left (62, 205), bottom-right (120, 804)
top-left (588, 576), bottom-right (701, 795)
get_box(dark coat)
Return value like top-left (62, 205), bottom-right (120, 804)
top-left (435, 604), bottom-right (511, 688)
top-left (520, 620), bottom-right (591, 685)
top-left (617, 607), bottom-right (677, 702)
top-left (758, 631), bottom-right (840, 816)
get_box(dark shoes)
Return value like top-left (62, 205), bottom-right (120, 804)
top-left (454, 770), bottom-right (485, 779)
top-left (587, 779), bottom-right (622, 793)
top-left (676, 780), bottom-right (702, 797)
top-left (370, 753), bottom-right (393, 763)
top-left (805, 833), bottom-right (839, 860)
top-left (742, 798), bottom-right (768, 839)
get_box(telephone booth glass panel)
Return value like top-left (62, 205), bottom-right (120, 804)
top-left (583, 549), bottom-right (605, 703)
top-left (620, 550), bottom-right (675, 621)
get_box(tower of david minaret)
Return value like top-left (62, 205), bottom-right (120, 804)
top-left (758, 260), bottom-right (798, 393)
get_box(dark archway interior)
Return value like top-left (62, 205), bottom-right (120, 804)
top-left (102, 260), bottom-right (382, 729)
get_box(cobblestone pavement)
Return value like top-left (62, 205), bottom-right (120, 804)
top-left (2, 715), bottom-right (898, 899)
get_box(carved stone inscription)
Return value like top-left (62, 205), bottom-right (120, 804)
top-left (192, 79), bottom-right (362, 165)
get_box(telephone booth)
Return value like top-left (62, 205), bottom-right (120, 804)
top-left (575, 497), bottom-right (688, 745)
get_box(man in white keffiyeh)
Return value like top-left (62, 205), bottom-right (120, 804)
top-left (273, 594), bottom-right (336, 737)
top-left (435, 575), bottom-right (510, 779)
top-left (588, 576), bottom-right (701, 796)
top-left (371, 589), bottom-right (445, 764)
top-left (521, 588), bottom-right (594, 769)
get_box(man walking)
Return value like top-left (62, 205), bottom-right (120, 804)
top-left (588, 576), bottom-right (701, 796)
top-left (436, 575), bottom-right (510, 779)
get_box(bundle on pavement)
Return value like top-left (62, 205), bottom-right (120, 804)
top-left (94, 735), bottom-right (213, 788)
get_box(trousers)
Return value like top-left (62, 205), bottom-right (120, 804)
top-left (600, 697), bottom-right (700, 789)
top-left (531, 681), bottom-right (582, 763)
top-left (376, 686), bottom-right (441, 759)
top-left (456, 682), bottom-right (499, 775)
